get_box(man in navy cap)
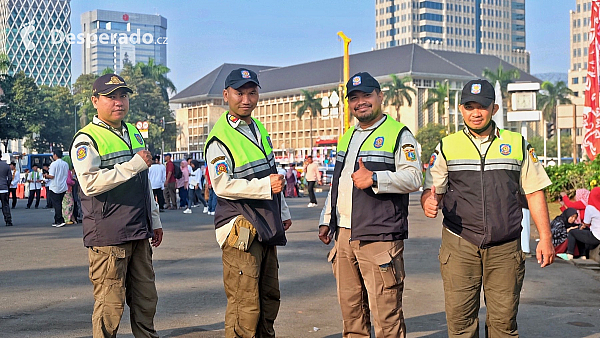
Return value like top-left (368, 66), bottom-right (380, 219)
top-left (71, 73), bottom-right (163, 337)
top-left (204, 68), bottom-right (292, 338)
top-left (421, 79), bottom-right (554, 337)
top-left (318, 72), bottom-right (422, 337)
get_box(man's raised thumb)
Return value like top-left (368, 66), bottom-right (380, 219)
top-left (429, 185), bottom-right (436, 199)
top-left (358, 157), bottom-right (366, 169)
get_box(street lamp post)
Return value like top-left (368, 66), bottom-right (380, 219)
top-left (74, 102), bottom-right (82, 134)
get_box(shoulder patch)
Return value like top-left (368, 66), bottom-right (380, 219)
top-left (403, 145), bottom-right (417, 161)
top-left (74, 141), bottom-right (91, 148)
top-left (214, 160), bottom-right (229, 176)
top-left (529, 147), bottom-right (539, 163)
top-left (76, 146), bottom-right (88, 161)
top-left (211, 156), bottom-right (226, 164)
top-left (429, 150), bottom-right (438, 168)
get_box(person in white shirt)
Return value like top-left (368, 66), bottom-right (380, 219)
top-left (26, 164), bottom-right (42, 209)
top-left (9, 162), bottom-right (19, 209)
top-left (43, 149), bottom-right (70, 227)
top-left (303, 156), bottom-right (322, 207)
top-left (148, 155), bottom-right (166, 211)
top-left (185, 159), bottom-right (207, 214)
top-left (562, 187), bottom-right (600, 260)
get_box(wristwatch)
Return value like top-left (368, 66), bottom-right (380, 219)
top-left (371, 172), bottom-right (378, 188)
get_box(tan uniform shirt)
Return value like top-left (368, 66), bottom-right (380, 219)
top-left (319, 115), bottom-right (423, 228)
top-left (423, 127), bottom-right (551, 195)
top-left (206, 115), bottom-right (291, 247)
top-left (71, 116), bottom-right (162, 229)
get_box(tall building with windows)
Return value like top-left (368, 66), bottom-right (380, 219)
top-left (375, 0), bottom-right (529, 72)
top-left (81, 10), bottom-right (167, 75)
top-left (568, 0), bottom-right (591, 105)
top-left (0, 0), bottom-right (71, 86)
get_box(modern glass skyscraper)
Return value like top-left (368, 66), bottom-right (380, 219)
top-left (80, 10), bottom-right (167, 75)
top-left (0, 0), bottom-right (72, 86)
top-left (375, 0), bottom-right (529, 72)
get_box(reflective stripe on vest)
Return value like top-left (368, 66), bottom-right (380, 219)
top-left (77, 122), bottom-right (146, 168)
top-left (205, 113), bottom-right (274, 180)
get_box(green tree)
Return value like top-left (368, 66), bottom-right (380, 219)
top-left (0, 53), bottom-right (12, 73)
top-left (529, 134), bottom-right (573, 158)
top-left (120, 64), bottom-right (175, 154)
top-left (537, 81), bottom-right (573, 124)
top-left (0, 71), bottom-right (40, 152)
top-left (26, 85), bottom-right (75, 152)
top-left (425, 82), bottom-right (456, 121)
top-left (293, 89), bottom-right (322, 149)
top-left (134, 58), bottom-right (176, 102)
top-left (382, 74), bottom-right (416, 122)
top-left (415, 123), bottom-right (447, 164)
top-left (72, 73), bottom-right (98, 127)
top-left (482, 64), bottom-right (520, 109)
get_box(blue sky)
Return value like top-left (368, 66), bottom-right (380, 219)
top-left (70, 0), bottom-right (575, 92)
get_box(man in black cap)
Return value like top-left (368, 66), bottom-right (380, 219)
top-left (70, 73), bottom-right (163, 337)
top-left (318, 72), bottom-right (422, 338)
top-left (421, 79), bottom-right (554, 337)
top-left (204, 68), bottom-right (292, 338)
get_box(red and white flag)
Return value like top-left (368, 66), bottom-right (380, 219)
top-left (584, 0), bottom-right (600, 160)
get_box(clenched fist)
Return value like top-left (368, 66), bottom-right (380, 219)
top-left (137, 150), bottom-right (153, 167)
top-left (270, 174), bottom-right (285, 194)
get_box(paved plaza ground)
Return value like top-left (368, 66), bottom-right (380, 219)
top-left (1, 191), bottom-right (599, 337)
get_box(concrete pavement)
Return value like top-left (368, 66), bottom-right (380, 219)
top-left (0, 192), bottom-right (599, 337)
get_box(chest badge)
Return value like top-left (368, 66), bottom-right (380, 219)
top-left (499, 144), bottom-right (511, 156)
top-left (373, 136), bottom-right (384, 148)
top-left (134, 134), bottom-right (144, 145)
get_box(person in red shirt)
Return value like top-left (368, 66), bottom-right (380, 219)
top-left (560, 188), bottom-right (590, 223)
top-left (163, 153), bottom-right (177, 210)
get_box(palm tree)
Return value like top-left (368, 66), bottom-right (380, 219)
top-left (0, 54), bottom-right (12, 73)
top-left (482, 64), bottom-right (520, 109)
top-left (425, 82), bottom-right (456, 124)
top-left (382, 74), bottom-right (416, 121)
top-left (293, 89), bottom-right (322, 149)
top-left (134, 58), bottom-right (176, 101)
top-left (538, 80), bottom-right (574, 125)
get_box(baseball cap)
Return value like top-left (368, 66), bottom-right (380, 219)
top-left (460, 79), bottom-right (495, 107)
top-left (225, 68), bottom-right (260, 89)
top-left (92, 74), bottom-right (133, 96)
top-left (164, 153), bottom-right (172, 157)
top-left (346, 72), bottom-right (380, 97)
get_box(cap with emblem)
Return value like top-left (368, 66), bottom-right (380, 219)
top-left (460, 79), bottom-right (495, 107)
top-left (225, 68), bottom-right (261, 89)
top-left (346, 72), bottom-right (380, 97)
top-left (92, 74), bottom-right (133, 96)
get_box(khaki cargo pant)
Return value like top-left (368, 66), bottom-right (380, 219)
top-left (439, 228), bottom-right (526, 338)
top-left (88, 239), bottom-right (158, 338)
top-left (329, 227), bottom-right (406, 338)
top-left (222, 217), bottom-right (280, 338)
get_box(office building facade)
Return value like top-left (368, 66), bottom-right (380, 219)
top-left (568, 0), bottom-right (591, 104)
top-left (81, 9), bottom-right (167, 75)
top-left (170, 45), bottom-right (540, 163)
top-left (375, 0), bottom-right (529, 72)
top-left (0, 0), bottom-right (71, 86)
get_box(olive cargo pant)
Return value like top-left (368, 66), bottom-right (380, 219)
top-left (88, 240), bottom-right (158, 338)
top-left (329, 227), bottom-right (406, 338)
top-left (222, 218), bottom-right (280, 338)
top-left (439, 228), bottom-right (525, 338)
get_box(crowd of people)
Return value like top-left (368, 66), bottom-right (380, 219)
top-left (1, 70), bottom-right (598, 338)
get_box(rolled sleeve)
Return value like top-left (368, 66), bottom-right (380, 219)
top-left (206, 141), bottom-right (272, 200)
top-left (521, 142), bottom-right (551, 195)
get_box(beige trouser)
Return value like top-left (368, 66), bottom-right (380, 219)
top-left (439, 228), bottom-right (526, 338)
top-left (88, 239), bottom-right (158, 338)
top-left (329, 227), bottom-right (406, 338)
top-left (222, 217), bottom-right (280, 338)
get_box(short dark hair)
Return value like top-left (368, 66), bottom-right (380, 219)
top-left (306, 155), bottom-right (313, 160)
top-left (153, 155), bottom-right (161, 162)
top-left (10, 162), bottom-right (16, 166)
top-left (53, 148), bottom-right (63, 158)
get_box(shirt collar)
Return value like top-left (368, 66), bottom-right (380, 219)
top-left (463, 121), bottom-right (500, 143)
top-left (226, 112), bottom-right (250, 129)
top-left (355, 114), bottom-right (387, 131)
top-left (93, 115), bottom-right (127, 135)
